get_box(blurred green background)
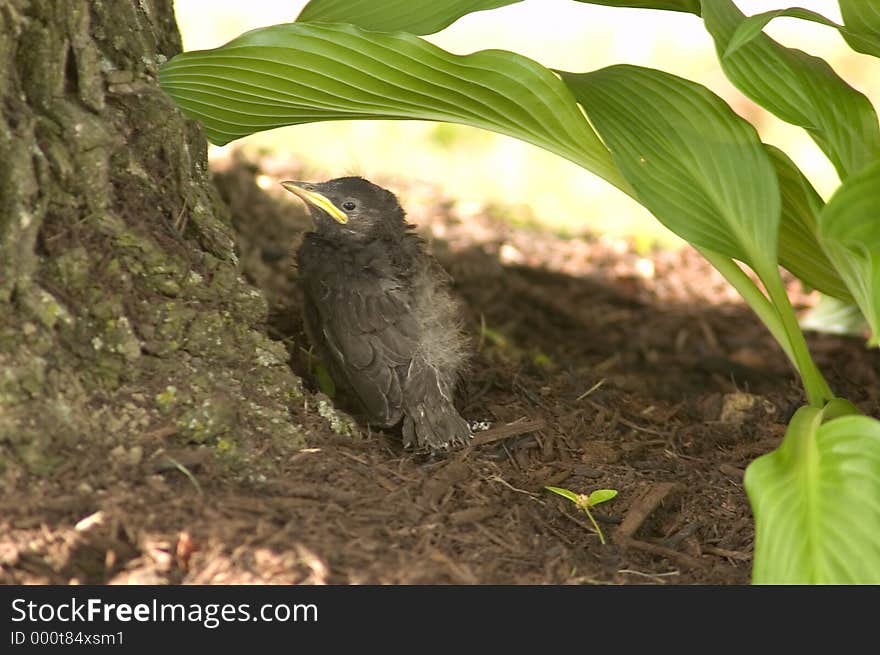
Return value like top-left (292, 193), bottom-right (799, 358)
top-left (172, 0), bottom-right (880, 248)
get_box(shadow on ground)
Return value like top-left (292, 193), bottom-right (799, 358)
top-left (2, 155), bottom-right (877, 584)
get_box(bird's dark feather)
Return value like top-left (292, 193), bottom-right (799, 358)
top-left (293, 178), bottom-right (471, 451)
top-left (299, 233), bottom-right (422, 427)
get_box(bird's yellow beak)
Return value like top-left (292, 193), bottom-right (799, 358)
top-left (280, 181), bottom-right (349, 224)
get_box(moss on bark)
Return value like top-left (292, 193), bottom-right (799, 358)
top-left (0, 0), bottom-right (306, 482)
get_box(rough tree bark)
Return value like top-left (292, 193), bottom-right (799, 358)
top-left (0, 0), bottom-right (306, 483)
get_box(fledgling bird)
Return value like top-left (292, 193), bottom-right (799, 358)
top-left (281, 176), bottom-right (472, 452)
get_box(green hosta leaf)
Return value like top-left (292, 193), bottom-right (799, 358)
top-left (821, 159), bottom-right (880, 245)
top-left (158, 22), bottom-right (626, 192)
top-left (822, 397), bottom-right (861, 420)
top-left (297, 0), bottom-right (523, 35)
top-left (725, 8), bottom-right (831, 58)
top-left (545, 486), bottom-right (581, 504)
top-left (296, 0), bottom-right (701, 36)
top-left (724, 7), bottom-right (880, 58)
top-left (295, 0), bottom-right (701, 37)
top-left (800, 294), bottom-right (868, 337)
top-left (573, 0), bottom-right (699, 13)
top-left (561, 65), bottom-right (779, 277)
top-left (767, 145), bottom-right (851, 300)
top-left (560, 66), bottom-right (843, 405)
top-left (839, 1), bottom-right (880, 57)
top-left (746, 406), bottom-right (880, 584)
top-left (587, 489), bottom-right (618, 506)
top-left (704, 0), bottom-right (880, 179)
top-left (818, 159), bottom-right (880, 344)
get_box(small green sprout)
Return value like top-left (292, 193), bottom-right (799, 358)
top-left (301, 345), bottom-right (337, 398)
top-left (532, 351), bottom-right (553, 368)
top-left (315, 362), bottom-right (336, 398)
top-left (480, 324), bottom-right (508, 349)
top-left (545, 486), bottom-right (618, 545)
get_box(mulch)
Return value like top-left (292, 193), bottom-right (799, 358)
top-left (2, 153), bottom-right (877, 585)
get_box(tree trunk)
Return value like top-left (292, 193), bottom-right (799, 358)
top-left (0, 0), bottom-right (305, 482)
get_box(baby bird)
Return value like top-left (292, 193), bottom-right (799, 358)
top-left (282, 177), bottom-right (472, 451)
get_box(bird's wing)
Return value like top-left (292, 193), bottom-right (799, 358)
top-left (300, 255), bottom-right (419, 426)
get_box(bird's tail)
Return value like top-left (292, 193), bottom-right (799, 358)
top-left (402, 361), bottom-right (471, 451)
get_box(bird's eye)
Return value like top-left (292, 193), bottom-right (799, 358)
top-left (342, 200), bottom-right (357, 211)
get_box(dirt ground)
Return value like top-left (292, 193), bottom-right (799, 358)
top-left (2, 153), bottom-right (878, 585)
